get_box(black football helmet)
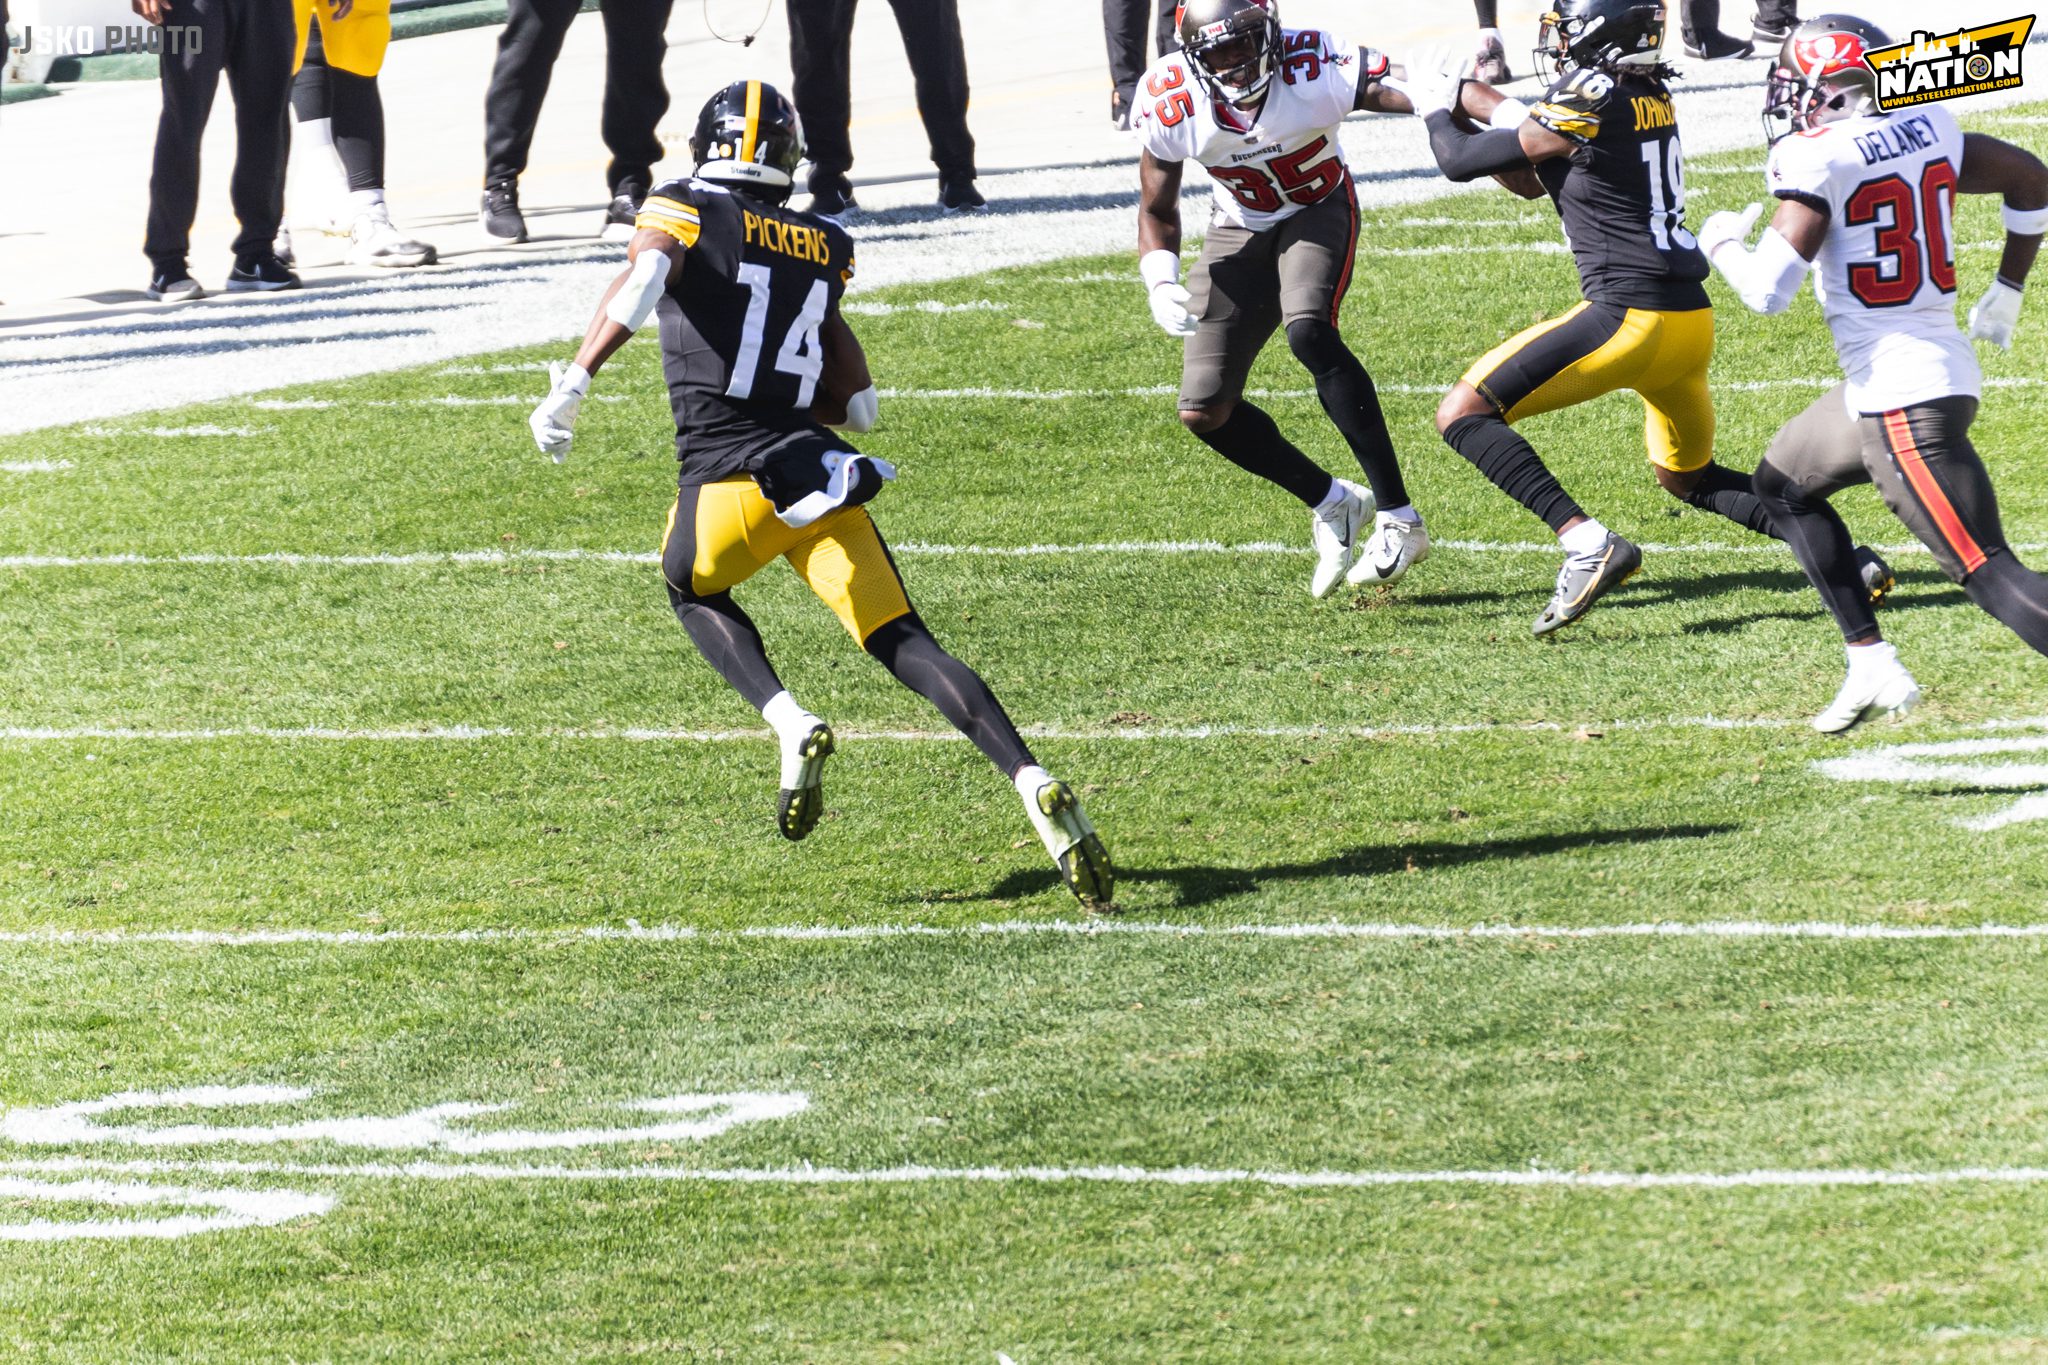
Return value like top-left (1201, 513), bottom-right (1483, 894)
top-left (689, 80), bottom-right (804, 201)
top-left (1763, 15), bottom-right (1889, 145)
top-left (1534, 0), bottom-right (1669, 76)
top-left (1176, 0), bottom-right (1284, 111)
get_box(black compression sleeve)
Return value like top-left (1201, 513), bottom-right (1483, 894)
top-left (1423, 111), bottom-right (1532, 182)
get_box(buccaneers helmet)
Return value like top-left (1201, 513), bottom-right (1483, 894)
top-left (689, 80), bottom-right (805, 200)
top-left (1534, 0), bottom-right (1669, 76)
top-left (1763, 15), bottom-right (1889, 144)
top-left (1176, 0), bottom-right (1284, 111)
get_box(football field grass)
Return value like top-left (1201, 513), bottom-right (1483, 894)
top-left (7, 107), bottom-right (2048, 1360)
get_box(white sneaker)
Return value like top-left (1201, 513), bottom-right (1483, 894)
top-left (347, 206), bottom-right (437, 268)
top-left (274, 225), bottom-right (295, 268)
top-left (775, 720), bottom-right (834, 841)
top-left (1347, 512), bottom-right (1431, 587)
top-left (1813, 654), bottom-right (1920, 734)
top-left (1023, 776), bottom-right (1114, 908)
top-left (1308, 479), bottom-right (1373, 598)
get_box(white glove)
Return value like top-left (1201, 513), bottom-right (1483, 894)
top-left (530, 361), bottom-right (589, 463)
top-left (1148, 282), bottom-right (1199, 338)
top-left (1391, 45), bottom-right (1465, 119)
top-left (1696, 203), bottom-right (1763, 261)
top-left (1969, 278), bottom-right (2024, 349)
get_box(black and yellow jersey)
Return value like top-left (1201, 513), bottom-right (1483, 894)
top-left (633, 178), bottom-right (857, 485)
top-left (1529, 65), bottom-right (1710, 312)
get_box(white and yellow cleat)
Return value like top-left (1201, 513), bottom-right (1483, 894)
top-left (775, 721), bottom-right (834, 841)
top-left (1020, 772), bottom-right (1114, 908)
top-left (1814, 646), bottom-right (1920, 735)
top-left (1348, 511), bottom-right (1431, 588)
top-left (1309, 479), bottom-right (1373, 598)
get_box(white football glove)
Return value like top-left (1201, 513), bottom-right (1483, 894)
top-left (1148, 281), bottom-right (1199, 338)
top-left (530, 361), bottom-right (589, 463)
top-left (1697, 202), bottom-right (1763, 261)
top-left (1391, 45), bottom-right (1465, 119)
top-left (1969, 278), bottom-right (2024, 349)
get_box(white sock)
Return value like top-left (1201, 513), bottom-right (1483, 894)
top-left (297, 115), bottom-right (336, 154)
top-left (1846, 641), bottom-right (1898, 678)
top-left (350, 188), bottom-right (387, 214)
top-left (1378, 504), bottom-right (1421, 525)
top-left (761, 690), bottom-right (819, 745)
top-left (1012, 763), bottom-right (1052, 805)
top-left (1558, 519), bottom-right (1610, 556)
top-left (1478, 26), bottom-right (1503, 42)
top-left (1311, 478), bottom-right (1346, 516)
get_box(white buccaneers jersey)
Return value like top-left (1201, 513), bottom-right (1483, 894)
top-left (1133, 29), bottom-right (1382, 231)
top-left (1766, 104), bottom-right (1977, 413)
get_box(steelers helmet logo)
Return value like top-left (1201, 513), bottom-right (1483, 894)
top-left (1967, 52), bottom-right (1993, 82)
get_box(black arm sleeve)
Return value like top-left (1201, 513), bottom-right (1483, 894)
top-left (1423, 111), bottom-right (1533, 183)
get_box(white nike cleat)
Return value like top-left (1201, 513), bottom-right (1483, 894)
top-left (1347, 512), bottom-right (1431, 587)
top-left (1024, 777), bottom-right (1114, 908)
top-left (347, 205), bottom-right (437, 268)
top-left (775, 721), bottom-right (834, 841)
top-left (1309, 479), bottom-right (1373, 598)
top-left (1813, 655), bottom-right (1920, 735)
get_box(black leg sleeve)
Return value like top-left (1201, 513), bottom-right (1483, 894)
top-left (1753, 458), bottom-right (1879, 644)
top-left (1285, 317), bottom-right (1410, 510)
top-left (885, 0), bottom-right (975, 180)
top-left (144, 0), bottom-right (228, 271)
top-left (598, 0), bottom-right (672, 195)
top-left (788, 0), bottom-right (856, 184)
top-left (864, 614), bottom-right (1035, 778)
top-left (1473, 0), bottom-right (1499, 25)
top-left (1681, 462), bottom-right (1783, 540)
top-left (1193, 402), bottom-right (1336, 510)
top-left (1965, 552), bottom-right (2048, 658)
top-left (1442, 413), bottom-right (1584, 534)
top-left (290, 31), bottom-right (330, 121)
top-left (661, 486), bottom-right (786, 710)
top-left (328, 69), bottom-right (384, 189)
top-left (222, 0), bottom-right (296, 263)
top-left (482, 0), bottom-right (580, 185)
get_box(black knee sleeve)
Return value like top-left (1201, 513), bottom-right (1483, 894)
top-left (1442, 413), bottom-right (1583, 533)
top-left (327, 69), bottom-right (385, 190)
top-left (864, 614), bottom-right (1034, 777)
top-left (1680, 462), bottom-right (1781, 541)
top-left (1191, 402), bottom-right (1335, 510)
top-left (1284, 319), bottom-right (1411, 509)
top-left (1754, 458), bottom-right (1877, 644)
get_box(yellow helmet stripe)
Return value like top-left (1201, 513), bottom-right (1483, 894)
top-left (740, 80), bottom-right (762, 165)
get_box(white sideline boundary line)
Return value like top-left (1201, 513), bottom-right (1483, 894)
top-left (8, 918), bottom-right (2048, 949)
top-left (7, 538), bottom-right (2047, 570)
top-left (13, 1153), bottom-right (2048, 1192)
top-left (4, 713), bottom-right (2047, 746)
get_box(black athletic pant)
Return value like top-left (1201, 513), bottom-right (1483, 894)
top-left (1756, 386), bottom-right (2048, 653)
top-left (1104, 0), bottom-right (1175, 106)
top-left (788, 0), bottom-right (975, 188)
top-left (483, 0), bottom-right (672, 195)
top-left (291, 28), bottom-right (383, 190)
top-left (144, 0), bottom-right (295, 272)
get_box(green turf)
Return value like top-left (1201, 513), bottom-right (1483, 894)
top-left (5, 106), bottom-right (2048, 1362)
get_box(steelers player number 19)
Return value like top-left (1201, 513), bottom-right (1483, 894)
top-left (1643, 137), bottom-right (1694, 252)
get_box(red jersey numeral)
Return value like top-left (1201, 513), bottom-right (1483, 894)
top-left (1846, 160), bottom-right (1959, 309)
top-left (1207, 136), bottom-right (1346, 216)
top-left (1283, 29), bottom-right (1323, 84)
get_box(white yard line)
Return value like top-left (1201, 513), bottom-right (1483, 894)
top-left (0, 460), bottom-right (71, 473)
top-left (8, 917), bottom-right (2048, 949)
top-left (13, 1153), bottom-right (2048, 1193)
top-left (4, 538), bottom-right (2044, 571)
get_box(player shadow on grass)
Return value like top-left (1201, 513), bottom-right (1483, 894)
top-left (1631, 567), bottom-right (1964, 635)
top-left (980, 822), bottom-right (1739, 909)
